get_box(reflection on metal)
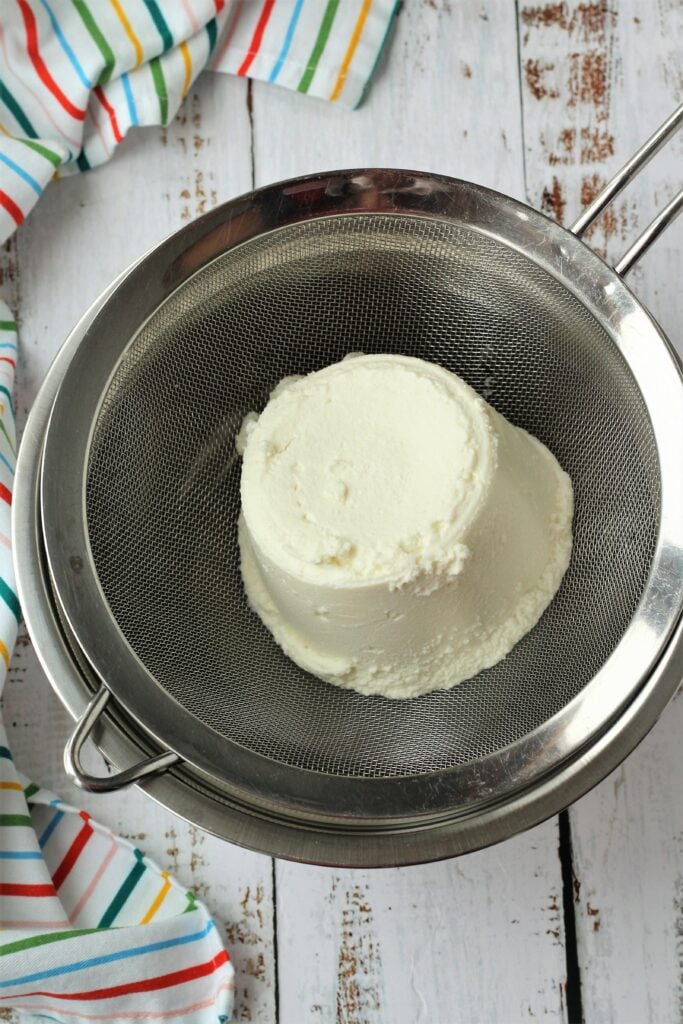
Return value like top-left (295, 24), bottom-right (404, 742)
top-left (15, 163), bottom-right (683, 866)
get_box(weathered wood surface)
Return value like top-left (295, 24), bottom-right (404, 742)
top-left (519, 2), bottom-right (683, 1022)
top-left (276, 839), bottom-right (567, 1024)
top-left (1, 2), bottom-right (681, 1021)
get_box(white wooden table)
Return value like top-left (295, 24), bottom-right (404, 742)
top-left (2, 3), bottom-right (682, 1021)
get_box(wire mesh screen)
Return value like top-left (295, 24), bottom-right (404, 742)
top-left (85, 214), bottom-right (660, 778)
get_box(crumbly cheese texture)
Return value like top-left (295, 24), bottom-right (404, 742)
top-left (238, 354), bottom-right (573, 699)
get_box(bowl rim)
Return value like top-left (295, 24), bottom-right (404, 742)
top-left (26, 168), bottom-right (683, 834)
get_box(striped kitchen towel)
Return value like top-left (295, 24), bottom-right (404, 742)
top-left (0, 2), bottom-right (398, 1020)
top-left (0, 0), bottom-right (399, 241)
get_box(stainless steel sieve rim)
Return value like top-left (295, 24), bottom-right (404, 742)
top-left (13, 276), bottom-right (683, 865)
top-left (36, 150), bottom-right (683, 821)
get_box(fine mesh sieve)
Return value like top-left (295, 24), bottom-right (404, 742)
top-left (84, 214), bottom-right (658, 778)
top-left (34, 132), bottom-right (683, 854)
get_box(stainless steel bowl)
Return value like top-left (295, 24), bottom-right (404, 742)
top-left (14, 107), bottom-right (683, 867)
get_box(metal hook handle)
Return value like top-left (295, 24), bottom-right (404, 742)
top-left (614, 188), bottom-right (683, 277)
top-left (570, 103), bottom-right (683, 275)
top-left (64, 685), bottom-right (180, 792)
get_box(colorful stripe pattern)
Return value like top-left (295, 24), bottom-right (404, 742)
top-left (0, 0), bottom-right (399, 242)
top-left (0, 301), bottom-right (234, 1019)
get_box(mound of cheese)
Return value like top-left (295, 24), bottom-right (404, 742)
top-left (237, 354), bottom-right (573, 699)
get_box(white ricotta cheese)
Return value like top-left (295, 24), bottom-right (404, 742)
top-left (238, 354), bottom-right (573, 698)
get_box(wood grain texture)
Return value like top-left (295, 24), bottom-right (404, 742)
top-left (276, 829), bottom-right (568, 1024)
top-left (519, 1), bottom-right (683, 1020)
top-left (518, 0), bottom-right (683, 331)
top-left (570, 695), bottom-right (683, 1023)
top-left (251, 0), bottom-right (526, 198)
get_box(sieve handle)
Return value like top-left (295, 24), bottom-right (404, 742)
top-left (64, 685), bottom-right (180, 793)
top-left (570, 102), bottom-right (683, 276)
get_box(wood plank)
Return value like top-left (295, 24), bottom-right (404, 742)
top-left (570, 697), bottom-right (683, 1023)
top-left (250, 3), bottom-right (568, 1020)
top-left (518, 2), bottom-right (683, 1020)
top-left (1, 73), bottom-right (277, 1023)
top-left (277, 827), bottom-right (568, 1024)
top-left (251, 0), bottom-right (526, 198)
top-left (517, 0), bottom-right (682, 328)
